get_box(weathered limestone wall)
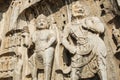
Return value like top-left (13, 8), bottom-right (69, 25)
top-left (0, 0), bottom-right (120, 80)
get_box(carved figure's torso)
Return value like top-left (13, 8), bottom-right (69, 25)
top-left (33, 29), bottom-right (55, 51)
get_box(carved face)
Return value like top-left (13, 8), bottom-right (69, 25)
top-left (36, 14), bottom-right (48, 29)
top-left (72, 2), bottom-right (87, 17)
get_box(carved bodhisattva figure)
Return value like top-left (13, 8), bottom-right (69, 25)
top-left (62, 1), bottom-right (107, 80)
top-left (29, 14), bottom-right (56, 80)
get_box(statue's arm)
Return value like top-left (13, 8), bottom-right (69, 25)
top-left (62, 24), bottom-right (76, 54)
top-left (30, 32), bottom-right (36, 46)
top-left (31, 32), bottom-right (35, 42)
top-left (46, 31), bottom-right (57, 48)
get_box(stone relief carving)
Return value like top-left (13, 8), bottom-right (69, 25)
top-left (61, 1), bottom-right (107, 80)
top-left (0, 0), bottom-right (120, 80)
top-left (0, 27), bottom-right (30, 80)
top-left (28, 14), bottom-right (56, 80)
top-left (112, 28), bottom-right (120, 55)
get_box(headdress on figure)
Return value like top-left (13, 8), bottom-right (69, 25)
top-left (72, 1), bottom-right (89, 17)
top-left (36, 14), bottom-right (49, 29)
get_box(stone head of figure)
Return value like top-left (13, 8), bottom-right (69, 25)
top-left (72, 1), bottom-right (89, 18)
top-left (36, 14), bottom-right (48, 29)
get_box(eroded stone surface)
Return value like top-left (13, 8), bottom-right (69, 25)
top-left (0, 0), bottom-right (120, 80)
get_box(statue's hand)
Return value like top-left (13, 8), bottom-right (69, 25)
top-left (76, 43), bottom-right (93, 55)
top-left (41, 44), bottom-right (50, 51)
top-left (68, 46), bottom-right (77, 54)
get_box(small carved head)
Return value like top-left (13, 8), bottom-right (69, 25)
top-left (23, 26), bottom-right (29, 33)
top-left (72, 1), bottom-right (89, 17)
top-left (112, 29), bottom-right (120, 38)
top-left (36, 14), bottom-right (48, 29)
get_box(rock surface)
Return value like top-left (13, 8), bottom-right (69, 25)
top-left (0, 0), bottom-right (120, 80)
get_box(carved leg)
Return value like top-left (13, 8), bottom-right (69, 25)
top-left (32, 67), bottom-right (37, 80)
top-left (44, 47), bottom-right (54, 80)
top-left (70, 68), bottom-right (79, 80)
top-left (14, 59), bottom-right (23, 80)
top-left (98, 56), bottom-right (107, 80)
top-left (22, 48), bottom-right (30, 80)
top-left (29, 53), bottom-right (37, 80)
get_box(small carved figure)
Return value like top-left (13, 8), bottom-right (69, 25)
top-left (62, 1), bottom-right (107, 80)
top-left (112, 28), bottom-right (120, 56)
top-left (14, 27), bottom-right (31, 80)
top-left (29, 14), bottom-right (56, 80)
top-left (20, 26), bottom-right (31, 80)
